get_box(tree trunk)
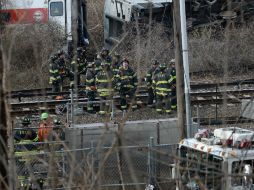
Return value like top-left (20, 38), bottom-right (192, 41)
top-left (0, 27), bottom-right (8, 189)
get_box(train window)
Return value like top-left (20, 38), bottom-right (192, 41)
top-left (50, 2), bottom-right (63, 17)
top-left (108, 18), bottom-right (123, 38)
top-left (0, 12), bottom-right (11, 23)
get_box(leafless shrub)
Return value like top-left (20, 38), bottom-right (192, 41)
top-left (2, 23), bottom-right (64, 90)
top-left (189, 22), bottom-right (254, 77)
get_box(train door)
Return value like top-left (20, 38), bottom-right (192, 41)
top-left (48, 0), bottom-right (66, 31)
top-left (77, 0), bottom-right (89, 46)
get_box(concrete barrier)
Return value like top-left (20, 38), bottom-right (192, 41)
top-left (65, 118), bottom-right (182, 149)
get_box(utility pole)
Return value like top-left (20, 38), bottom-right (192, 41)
top-left (71, 0), bottom-right (79, 121)
top-left (0, 18), bottom-right (8, 190)
top-left (179, 0), bottom-right (192, 138)
top-left (173, 0), bottom-right (186, 139)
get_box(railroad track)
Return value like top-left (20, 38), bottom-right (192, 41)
top-left (9, 79), bottom-right (254, 99)
top-left (9, 79), bottom-right (254, 116)
top-left (9, 88), bottom-right (254, 115)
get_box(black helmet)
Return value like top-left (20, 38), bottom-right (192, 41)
top-left (106, 56), bottom-right (112, 63)
top-left (159, 63), bottom-right (167, 69)
top-left (121, 58), bottom-right (129, 64)
top-left (101, 48), bottom-right (109, 56)
top-left (77, 47), bottom-right (82, 52)
top-left (152, 59), bottom-right (159, 65)
top-left (57, 50), bottom-right (64, 56)
top-left (50, 55), bottom-right (57, 62)
top-left (170, 59), bottom-right (175, 64)
top-left (53, 118), bottom-right (61, 125)
top-left (22, 117), bottom-right (31, 125)
top-left (87, 62), bottom-right (95, 68)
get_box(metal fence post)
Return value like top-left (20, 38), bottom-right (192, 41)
top-left (148, 137), bottom-right (155, 188)
top-left (91, 141), bottom-right (95, 185)
top-left (111, 99), bottom-right (114, 120)
top-left (70, 89), bottom-right (74, 125)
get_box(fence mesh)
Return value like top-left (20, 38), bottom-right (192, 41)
top-left (13, 143), bottom-right (177, 189)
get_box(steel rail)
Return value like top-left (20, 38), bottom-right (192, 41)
top-left (9, 79), bottom-right (254, 99)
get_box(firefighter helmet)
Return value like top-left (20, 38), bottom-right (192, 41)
top-left (87, 62), bottom-right (95, 68)
top-left (40, 112), bottom-right (49, 120)
top-left (53, 118), bottom-right (61, 125)
top-left (152, 59), bottom-right (159, 65)
top-left (159, 63), bottom-right (167, 69)
top-left (102, 47), bottom-right (109, 53)
top-left (106, 56), bottom-right (112, 63)
top-left (57, 50), bottom-right (64, 56)
top-left (77, 47), bottom-right (82, 52)
top-left (22, 117), bottom-right (31, 125)
top-left (122, 58), bottom-right (129, 64)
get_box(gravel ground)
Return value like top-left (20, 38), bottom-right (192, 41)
top-left (72, 107), bottom-right (177, 124)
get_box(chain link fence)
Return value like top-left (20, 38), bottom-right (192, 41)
top-left (13, 141), bottom-right (177, 189)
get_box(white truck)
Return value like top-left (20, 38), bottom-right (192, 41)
top-left (174, 127), bottom-right (254, 190)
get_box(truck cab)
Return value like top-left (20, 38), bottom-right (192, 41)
top-left (174, 127), bottom-right (254, 190)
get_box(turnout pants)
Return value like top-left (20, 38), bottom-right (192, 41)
top-left (156, 93), bottom-right (171, 113)
top-left (86, 90), bottom-right (96, 112)
top-left (119, 88), bottom-right (137, 110)
top-left (99, 96), bottom-right (111, 115)
top-left (52, 81), bottom-right (62, 93)
top-left (171, 90), bottom-right (177, 110)
top-left (147, 87), bottom-right (155, 105)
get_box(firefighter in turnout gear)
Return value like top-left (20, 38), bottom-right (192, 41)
top-left (77, 47), bottom-right (87, 83)
top-left (14, 117), bottom-right (38, 151)
top-left (170, 59), bottom-right (177, 110)
top-left (49, 55), bottom-right (62, 92)
top-left (153, 63), bottom-right (174, 114)
top-left (14, 117), bottom-right (40, 189)
top-left (100, 48), bottom-right (112, 63)
top-left (56, 50), bottom-right (69, 82)
top-left (115, 59), bottom-right (138, 110)
top-left (96, 61), bottom-right (114, 115)
top-left (112, 52), bottom-right (121, 76)
top-left (145, 59), bottom-right (159, 106)
top-left (85, 62), bottom-right (97, 113)
top-left (94, 54), bottom-right (102, 73)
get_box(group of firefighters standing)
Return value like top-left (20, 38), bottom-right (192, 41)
top-left (49, 47), bottom-right (177, 115)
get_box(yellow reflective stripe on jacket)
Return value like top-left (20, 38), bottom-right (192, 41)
top-left (15, 140), bottom-right (33, 144)
top-left (168, 77), bottom-right (174, 83)
top-left (156, 87), bottom-right (171, 91)
top-left (156, 81), bottom-right (169, 85)
top-left (33, 135), bottom-right (39, 142)
top-left (86, 78), bottom-right (95, 83)
top-left (97, 88), bottom-right (113, 92)
top-left (49, 69), bottom-right (59, 73)
top-left (96, 79), bottom-right (113, 83)
top-left (15, 150), bottom-right (39, 156)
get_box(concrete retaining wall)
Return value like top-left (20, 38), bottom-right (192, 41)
top-left (65, 118), bottom-right (182, 149)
